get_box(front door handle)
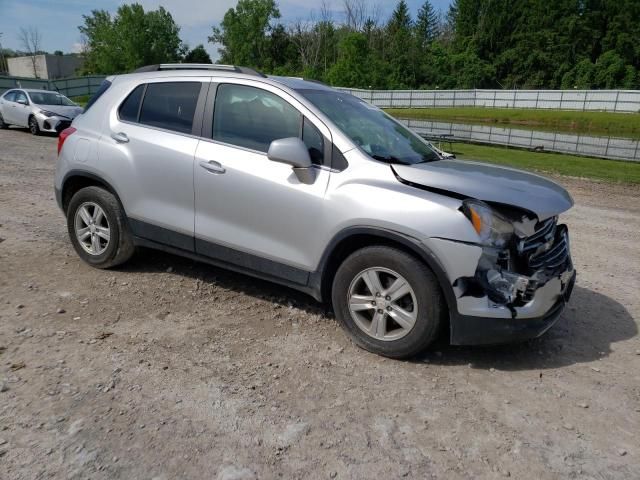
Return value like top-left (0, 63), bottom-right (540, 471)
top-left (111, 132), bottom-right (129, 143)
top-left (199, 160), bottom-right (226, 174)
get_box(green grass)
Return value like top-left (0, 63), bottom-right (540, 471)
top-left (70, 95), bottom-right (88, 107)
top-left (451, 142), bottom-right (640, 184)
top-left (386, 107), bottom-right (640, 139)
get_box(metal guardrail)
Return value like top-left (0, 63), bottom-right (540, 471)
top-left (399, 118), bottom-right (640, 162)
top-left (0, 74), bottom-right (107, 98)
top-left (337, 87), bottom-right (640, 113)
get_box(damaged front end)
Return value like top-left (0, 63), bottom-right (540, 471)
top-left (448, 200), bottom-right (576, 345)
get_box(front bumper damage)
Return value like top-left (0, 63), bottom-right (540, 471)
top-left (428, 217), bottom-right (576, 345)
top-left (36, 112), bottom-right (72, 133)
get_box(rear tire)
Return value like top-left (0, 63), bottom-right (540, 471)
top-left (28, 116), bottom-right (40, 135)
top-left (332, 246), bottom-right (444, 359)
top-left (67, 186), bottom-right (135, 268)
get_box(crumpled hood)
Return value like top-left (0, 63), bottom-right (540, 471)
top-left (392, 159), bottom-right (573, 220)
top-left (37, 104), bottom-right (83, 119)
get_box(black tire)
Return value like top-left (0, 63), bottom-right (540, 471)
top-left (66, 186), bottom-right (135, 268)
top-left (332, 246), bottom-right (444, 359)
top-left (28, 116), bottom-right (40, 135)
top-left (0, 112), bottom-right (8, 129)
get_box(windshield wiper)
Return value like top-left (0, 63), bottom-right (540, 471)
top-left (371, 154), bottom-right (404, 164)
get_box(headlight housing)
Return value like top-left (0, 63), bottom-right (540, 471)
top-left (462, 199), bottom-right (514, 248)
top-left (39, 110), bottom-right (56, 117)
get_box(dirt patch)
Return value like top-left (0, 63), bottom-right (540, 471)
top-left (1, 129), bottom-right (639, 479)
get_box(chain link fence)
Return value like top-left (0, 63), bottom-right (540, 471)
top-left (2, 75), bottom-right (640, 112)
top-left (0, 75), bottom-right (107, 98)
top-left (337, 87), bottom-right (640, 112)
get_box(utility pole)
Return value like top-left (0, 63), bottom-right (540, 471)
top-left (0, 32), bottom-right (7, 74)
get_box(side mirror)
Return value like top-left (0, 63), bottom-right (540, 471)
top-left (267, 137), bottom-right (315, 184)
top-left (17, 98), bottom-right (28, 105)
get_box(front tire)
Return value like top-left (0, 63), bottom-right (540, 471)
top-left (28, 116), bottom-right (40, 135)
top-left (332, 246), bottom-right (444, 359)
top-left (67, 186), bottom-right (135, 268)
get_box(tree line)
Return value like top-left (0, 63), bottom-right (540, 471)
top-left (76, 0), bottom-right (640, 90)
top-left (212, 0), bottom-right (640, 90)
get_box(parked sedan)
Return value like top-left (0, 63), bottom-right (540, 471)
top-left (0, 89), bottom-right (83, 135)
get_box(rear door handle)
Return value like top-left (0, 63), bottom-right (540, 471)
top-left (111, 132), bottom-right (129, 143)
top-left (199, 160), bottom-right (226, 174)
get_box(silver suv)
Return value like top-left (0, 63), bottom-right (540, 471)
top-left (54, 64), bottom-right (576, 358)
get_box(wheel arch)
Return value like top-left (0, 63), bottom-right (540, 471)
top-left (61, 170), bottom-right (125, 215)
top-left (311, 227), bottom-right (458, 318)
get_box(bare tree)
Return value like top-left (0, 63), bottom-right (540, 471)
top-left (343, 0), bottom-right (367, 31)
top-left (289, 19), bottom-right (322, 73)
top-left (19, 26), bottom-right (42, 78)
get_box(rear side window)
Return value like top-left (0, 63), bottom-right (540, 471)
top-left (3, 91), bottom-right (16, 102)
top-left (139, 82), bottom-right (201, 134)
top-left (118, 85), bottom-right (145, 122)
top-left (84, 79), bottom-right (112, 111)
top-left (213, 84), bottom-right (301, 153)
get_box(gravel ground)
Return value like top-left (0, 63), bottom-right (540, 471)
top-left (1, 128), bottom-right (639, 480)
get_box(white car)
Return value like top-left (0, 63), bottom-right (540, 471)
top-left (0, 88), bottom-right (83, 135)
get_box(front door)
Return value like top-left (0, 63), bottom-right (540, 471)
top-left (13, 91), bottom-right (31, 127)
top-left (193, 81), bottom-right (331, 279)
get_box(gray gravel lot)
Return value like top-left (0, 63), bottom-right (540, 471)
top-left (0, 128), bottom-right (639, 479)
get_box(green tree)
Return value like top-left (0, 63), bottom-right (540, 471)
top-left (79, 3), bottom-right (184, 74)
top-left (326, 32), bottom-right (370, 88)
top-left (385, 0), bottom-right (415, 88)
top-left (184, 45), bottom-right (212, 63)
top-left (414, 1), bottom-right (439, 49)
top-left (209, 0), bottom-right (280, 69)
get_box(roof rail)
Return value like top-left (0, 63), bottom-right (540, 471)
top-left (133, 63), bottom-right (266, 77)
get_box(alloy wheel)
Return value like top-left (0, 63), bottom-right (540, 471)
top-left (347, 267), bottom-right (418, 341)
top-left (74, 202), bottom-right (110, 255)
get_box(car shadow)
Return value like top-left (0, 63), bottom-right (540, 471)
top-left (415, 285), bottom-right (637, 371)
top-left (6, 126), bottom-right (58, 137)
top-left (119, 248), bottom-right (637, 371)
top-left (118, 246), bottom-right (332, 316)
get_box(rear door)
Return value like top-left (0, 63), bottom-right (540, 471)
top-left (0, 90), bottom-right (17, 123)
top-left (99, 78), bottom-right (208, 250)
top-left (193, 80), bottom-right (331, 278)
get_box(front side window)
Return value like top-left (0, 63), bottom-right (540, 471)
top-left (303, 117), bottom-right (324, 165)
top-left (213, 84), bottom-right (301, 153)
top-left (15, 91), bottom-right (28, 104)
top-left (298, 89), bottom-right (439, 165)
top-left (139, 82), bottom-right (201, 134)
top-left (28, 91), bottom-right (75, 106)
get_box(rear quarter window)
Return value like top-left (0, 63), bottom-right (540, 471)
top-left (118, 84), bottom-right (145, 122)
top-left (84, 79), bottom-right (112, 111)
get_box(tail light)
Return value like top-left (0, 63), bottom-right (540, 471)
top-left (57, 127), bottom-right (76, 155)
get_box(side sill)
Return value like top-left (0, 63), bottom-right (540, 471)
top-left (129, 218), bottom-right (194, 252)
top-left (132, 236), bottom-right (319, 300)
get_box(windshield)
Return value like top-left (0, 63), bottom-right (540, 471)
top-left (298, 89), bottom-right (440, 165)
top-left (28, 91), bottom-right (76, 106)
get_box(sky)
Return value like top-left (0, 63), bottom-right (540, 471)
top-left (0, 0), bottom-right (452, 61)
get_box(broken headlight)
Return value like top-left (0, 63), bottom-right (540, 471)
top-left (462, 200), bottom-right (515, 248)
